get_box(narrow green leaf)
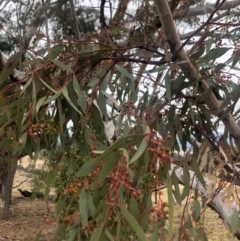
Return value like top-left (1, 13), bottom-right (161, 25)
top-left (0, 52), bottom-right (21, 84)
top-left (97, 155), bottom-right (119, 183)
top-left (39, 76), bottom-right (57, 94)
top-left (35, 231), bottom-right (42, 241)
top-left (171, 171), bottom-right (181, 205)
top-left (129, 126), bottom-right (150, 164)
top-left (61, 87), bottom-right (82, 115)
top-left (73, 75), bottom-right (87, 113)
top-left (190, 46), bottom-right (205, 60)
top-left (231, 57), bottom-right (239, 68)
top-left (205, 38), bottom-right (213, 54)
top-left (91, 205), bottom-right (108, 241)
top-left (20, 75), bottom-right (32, 94)
top-left (93, 134), bottom-right (146, 165)
top-left (181, 166), bottom-right (190, 201)
top-left (165, 73), bottom-right (171, 101)
top-left (121, 206), bottom-right (147, 241)
top-left (150, 221), bottom-right (162, 241)
top-left (56, 196), bottom-right (67, 217)
top-left (77, 158), bottom-right (95, 177)
top-left (192, 199), bottom-right (201, 221)
top-left (231, 210), bottom-right (240, 234)
top-left (167, 174), bottom-right (174, 238)
top-left (68, 225), bottom-right (78, 241)
top-left (55, 223), bottom-right (67, 240)
top-left (105, 228), bottom-right (115, 241)
top-left (79, 188), bottom-right (89, 228)
top-left (215, 63), bottom-right (226, 72)
top-left (129, 196), bottom-right (140, 217)
top-left (88, 78), bottom-right (99, 87)
top-left (36, 94), bottom-right (59, 112)
top-left (192, 157), bottom-right (206, 186)
top-left (46, 44), bottom-right (63, 60)
top-left (98, 92), bottom-right (108, 117)
top-left (199, 48), bottom-right (229, 64)
top-left (51, 59), bottom-right (73, 73)
top-left (116, 65), bottom-right (134, 81)
top-left (88, 192), bottom-right (97, 217)
top-left (100, 71), bottom-right (111, 91)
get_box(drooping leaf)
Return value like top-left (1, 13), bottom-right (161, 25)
top-left (73, 75), bottom-right (87, 113)
top-left (171, 171), bottom-right (182, 205)
top-left (77, 158), bottom-right (95, 177)
top-left (165, 73), bottom-right (171, 102)
top-left (36, 94), bottom-right (59, 112)
top-left (55, 223), bottom-right (67, 240)
top-left (79, 188), bottom-right (89, 228)
top-left (129, 125), bottom-right (150, 164)
top-left (129, 196), bottom-right (140, 217)
top-left (116, 65), bottom-right (134, 81)
top-left (46, 44), bottom-right (63, 60)
top-left (191, 199), bottom-right (201, 221)
top-left (62, 86), bottom-right (82, 114)
top-left (100, 70), bottom-right (111, 91)
top-left (51, 59), bottom-right (73, 73)
top-left (98, 92), bottom-right (108, 118)
top-left (231, 210), bottom-right (240, 234)
top-left (39, 76), bottom-right (57, 94)
top-left (121, 206), bottom-right (147, 241)
top-left (68, 225), bottom-right (78, 241)
top-left (190, 46), bottom-right (205, 60)
top-left (93, 134), bottom-right (146, 165)
top-left (198, 48), bottom-right (229, 64)
top-left (150, 221), bottom-right (162, 241)
top-left (167, 174), bottom-right (174, 238)
top-left (97, 155), bottom-right (119, 183)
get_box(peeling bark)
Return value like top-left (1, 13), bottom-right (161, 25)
top-left (170, 163), bottom-right (240, 239)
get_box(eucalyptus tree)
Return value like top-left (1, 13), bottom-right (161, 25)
top-left (1, 0), bottom-right (240, 240)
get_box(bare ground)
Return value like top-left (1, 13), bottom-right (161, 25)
top-left (0, 156), bottom-right (57, 241)
top-left (0, 198), bottom-right (57, 241)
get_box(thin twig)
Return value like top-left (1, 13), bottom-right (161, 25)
top-left (12, 175), bottom-right (32, 189)
top-left (69, 0), bottom-right (81, 40)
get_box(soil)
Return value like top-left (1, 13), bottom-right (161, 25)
top-left (0, 198), bottom-right (57, 241)
top-left (0, 156), bottom-right (57, 241)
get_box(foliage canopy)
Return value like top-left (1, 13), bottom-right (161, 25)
top-left (1, 0), bottom-right (240, 240)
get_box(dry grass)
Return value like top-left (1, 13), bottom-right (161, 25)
top-left (158, 187), bottom-right (238, 241)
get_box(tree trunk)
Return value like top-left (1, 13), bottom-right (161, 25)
top-left (0, 157), bottom-right (17, 219)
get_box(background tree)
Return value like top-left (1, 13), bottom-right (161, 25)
top-left (1, 0), bottom-right (240, 240)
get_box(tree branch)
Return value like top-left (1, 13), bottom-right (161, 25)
top-left (109, 0), bottom-right (130, 26)
top-left (100, 0), bottom-right (108, 28)
top-left (69, 0), bottom-right (81, 40)
top-left (175, 0), bottom-right (240, 18)
top-left (154, 0), bottom-right (240, 150)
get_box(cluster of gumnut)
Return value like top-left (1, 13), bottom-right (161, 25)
top-left (147, 133), bottom-right (173, 224)
top-left (61, 166), bottom-right (102, 224)
top-left (106, 155), bottom-right (141, 205)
